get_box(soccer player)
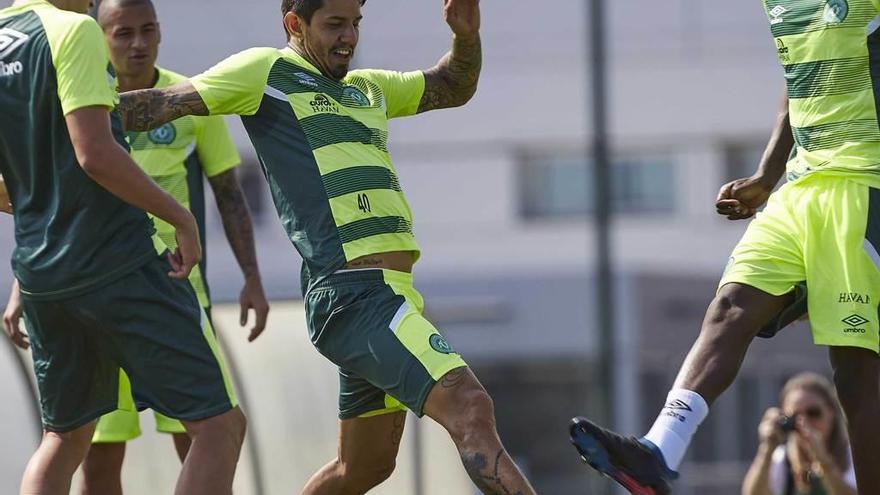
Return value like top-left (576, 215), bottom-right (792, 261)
top-left (88, 1), bottom-right (267, 492)
top-left (0, 1), bottom-right (245, 494)
top-left (116, 0), bottom-right (537, 493)
top-left (569, 1), bottom-right (880, 494)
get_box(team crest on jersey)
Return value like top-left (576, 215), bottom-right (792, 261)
top-left (343, 86), bottom-right (370, 107)
top-left (823, 0), bottom-right (848, 24)
top-left (0, 28), bottom-right (29, 59)
top-left (429, 334), bottom-right (455, 354)
top-left (148, 123), bottom-right (177, 145)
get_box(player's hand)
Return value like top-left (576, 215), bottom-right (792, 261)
top-left (3, 280), bottom-right (28, 350)
top-left (715, 175), bottom-right (775, 220)
top-left (758, 407), bottom-right (786, 448)
top-left (444, 0), bottom-right (480, 39)
top-left (0, 178), bottom-right (12, 215)
top-left (239, 276), bottom-right (269, 342)
top-left (168, 213), bottom-right (202, 280)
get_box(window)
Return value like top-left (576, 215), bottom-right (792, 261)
top-left (519, 150), bottom-right (677, 219)
top-left (723, 141), bottom-right (766, 182)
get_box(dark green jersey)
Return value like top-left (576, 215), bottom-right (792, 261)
top-left (190, 47), bottom-right (425, 288)
top-left (0, 0), bottom-right (156, 299)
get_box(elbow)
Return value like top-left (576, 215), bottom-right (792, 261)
top-left (76, 144), bottom-right (113, 178)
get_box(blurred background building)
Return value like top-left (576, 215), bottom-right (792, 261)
top-left (0, 1), bottom-right (839, 494)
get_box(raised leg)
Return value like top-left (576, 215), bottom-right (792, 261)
top-left (424, 367), bottom-right (536, 495)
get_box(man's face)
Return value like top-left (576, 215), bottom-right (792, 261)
top-left (101, 4), bottom-right (160, 78)
top-left (293, 0), bottom-right (362, 80)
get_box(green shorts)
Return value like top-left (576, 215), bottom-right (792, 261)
top-left (305, 269), bottom-right (467, 420)
top-left (22, 256), bottom-right (237, 433)
top-left (720, 174), bottom-right (880, 353)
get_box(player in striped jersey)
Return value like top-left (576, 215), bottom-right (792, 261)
top-left (114, 0), bottom-right (537, 493)
top-left (571, 1), bottom-right (880, 494)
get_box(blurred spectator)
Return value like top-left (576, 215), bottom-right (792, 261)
top-left (742, 373), bottom-right (856, 495)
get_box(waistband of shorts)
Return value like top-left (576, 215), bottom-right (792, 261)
top-left (309, 268), bottom-right (413, 291)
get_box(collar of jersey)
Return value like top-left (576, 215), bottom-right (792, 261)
top-left (280, 46), bottom-right (325, 78)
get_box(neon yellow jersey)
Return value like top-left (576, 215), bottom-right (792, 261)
top-left (762, 0), bottom-right (880, 181)
top-left (0, 0), bottom-right (156, 299)
top-left (127, 67), bottom-right (240, 306)
top-left (190, 47), bottom-right (424, 286)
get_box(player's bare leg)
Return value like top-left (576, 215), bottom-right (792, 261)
top-left (80, 442), bottom-right (125, 495)
top-left (424, 368), bottom-right (536, 495)
top-left (177, 407), bottom-right (246, 495)
top-left (829, 346), bottom-right (880, 494)
top-left (301, 412), bottom-right (406, 494)
top-left (172, 432), bottom-right (192, 462)
top-left (21, 422), bottom-right (96, 495)
top-left (570, 283), bottom-right (792, 494)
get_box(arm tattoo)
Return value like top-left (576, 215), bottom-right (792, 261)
top-left (117, 82), bottom-right (209, 132)
top-left (208, 169), bottom-right (260, 280)
top-left (419, 34), bottom-right (482, 113)
top-left (441, 367), bottom-right (469, 389)
top-left (462, 449), bottom-right (526, 495)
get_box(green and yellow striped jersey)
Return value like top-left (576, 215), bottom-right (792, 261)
top-left (190, 47), bottom-right (424, 288)
top-left (0, 0), bottom-right (155, 299)
top-left (128, 67), bottom-right (241, 307)
top-left (762, 0), bottom-right (880, 181)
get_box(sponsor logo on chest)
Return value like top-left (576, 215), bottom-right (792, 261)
top-left (310, 94), bottom-right (340, 114)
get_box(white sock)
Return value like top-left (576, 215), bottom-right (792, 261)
top-left (642, 389), bottom-right (709, 471)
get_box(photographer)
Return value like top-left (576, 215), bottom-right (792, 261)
top-left (743, 373), bottom-right (857, 495)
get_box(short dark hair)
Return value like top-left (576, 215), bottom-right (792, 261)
top-left (281, 0), bottom-right (366, 24)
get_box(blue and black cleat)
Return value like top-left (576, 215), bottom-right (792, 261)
top-left (569, 417), bottom-right (677, 495)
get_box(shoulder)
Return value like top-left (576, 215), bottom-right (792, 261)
top-left (229, 47), bottom-right (283, 66)
top-left (156, 66), bottom-right (188, 87)
top-left (35, 6), bottom-right (99, 41)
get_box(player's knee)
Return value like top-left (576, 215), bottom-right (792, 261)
top-left (704, 291), bottom-right (754, 339)
top-left (338, 458), bottom-right (396, 489)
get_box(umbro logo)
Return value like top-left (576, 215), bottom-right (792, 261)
top-left (0, 28), bottom-right (29, 59)
top-left (842, 314), bottom-right (869, 333)
top-left (664, 399), bottom-right (692, 412)
top-left (769, 5), bottom-right (788, 24)
top-left (294, 71), bottom-right (318, 88)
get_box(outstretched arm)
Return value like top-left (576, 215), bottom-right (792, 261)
top-left (419, 0), bottom-right (482, 113)
top-left (118, 82), bottom-right (209, 132)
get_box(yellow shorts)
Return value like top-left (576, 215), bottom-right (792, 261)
top-left (720, 173), bottom-right (880, 353)
top-left (92, 371), bottom-right (186, 443)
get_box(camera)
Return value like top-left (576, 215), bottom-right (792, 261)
top-left (777, 415), bottom-right (798, 434)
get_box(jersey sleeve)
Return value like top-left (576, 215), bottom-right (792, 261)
top-left (48, 16), bottom-right (117, 115)
top-left (190, 48), bottom-right (277, 117)
top-left (355, 69), bottom-right (425, 119)
top-left (194, 115), bottom-right (241, 178)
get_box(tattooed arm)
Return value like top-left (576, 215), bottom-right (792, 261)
top-left (207, 169), bottom-right (269, 342)
top-left (419, 0), bottom-right (482, 113)
top-left (118, 82), bottom-right (209, 132)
